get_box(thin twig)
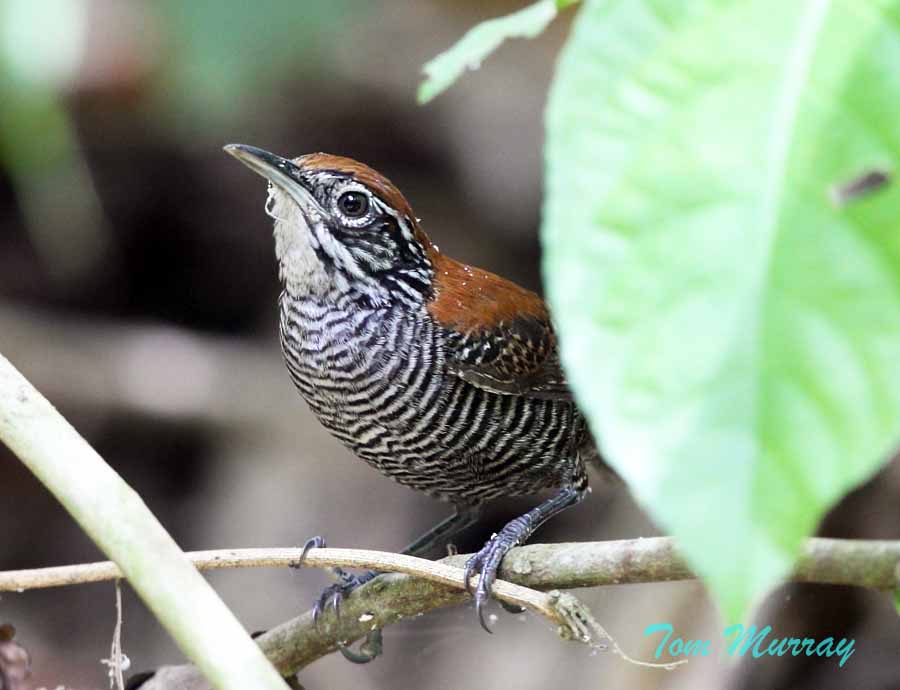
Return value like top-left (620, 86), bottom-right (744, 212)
top-left (4, 537), bottom-right (900, 594)
top-left (547, 590), bottom-right (686, 669)
top-left (100, 580), bottom-right (128, 690)
top-left (1, 548), bottom-right (572, 633)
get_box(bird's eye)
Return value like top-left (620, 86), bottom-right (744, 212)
top-left (337, 191), bottom-right (369, 218)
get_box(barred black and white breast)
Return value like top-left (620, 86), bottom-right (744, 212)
top-left (279, 288), bottom-right (588, 505)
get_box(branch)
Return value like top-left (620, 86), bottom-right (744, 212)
top-left (0, 545), bottom-right (654, 668)
top-left (5, 537), bottom-right (900, 593)
top-left (0, 354), bottom-right (288, 690)
top-left (4, 536), bottom-right (900, 686)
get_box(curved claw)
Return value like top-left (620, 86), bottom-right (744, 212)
top-left (462, 557), bottom-right (479, 596)
top-left (313, 584), bottom-right (339, 628)
top-left (338, 629), bottom-right (383, 664)
top-left (295, 535), bottom-right (388, 664)
top-left (312, 586), bottom-right (332, 625)
top-left (296, 535), bottom-right (326, 568)
top-left (464, 548), bottom-right (495, 633)
top-left (338, 641), bottom-right (376, 664)
top-left (310, 570), bottom-right (379, 630)
top-left (474, 593), bottom-right (493, 634)
top-left (464, 533), bottom-right (518, 633)
top-left (330, 589), bottom-right (342, 620)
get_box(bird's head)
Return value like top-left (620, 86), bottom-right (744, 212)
top-left (225, 144), bottom-right (434, 306)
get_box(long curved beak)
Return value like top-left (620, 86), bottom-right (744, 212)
top-left (223, 143), bottom-right (321, 213)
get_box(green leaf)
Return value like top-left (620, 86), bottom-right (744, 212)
top-left (418, 0), bottom-right (561, 104)
top-left (543, 0), bottom-right (900, 622)
top-left (894, 589), bottom-right (900, 615)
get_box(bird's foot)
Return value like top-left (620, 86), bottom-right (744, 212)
top-left (297, 536), bottom-right (383, 664)
top-left (463, 521), bottom-right (530, 633)
top-left (316, 572), bottom-right (383, 664)
top-left (311, 569), bottom-right (379, 623)
top-left (463, 486), bottom-right (585, 631)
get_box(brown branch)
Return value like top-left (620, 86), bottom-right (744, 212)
top-left (0, 544), bottom-right (677, 668)
top-left (5, 536), bottom-right (900, 689)
top-left (4, 537), bottom-right (900, 593)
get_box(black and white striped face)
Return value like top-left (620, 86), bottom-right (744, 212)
top-left (225, 145), bottom-right (433, 306)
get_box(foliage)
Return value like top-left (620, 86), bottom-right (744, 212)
top-left (422, 0), bottom-right (900, 621)
top-left (418, 0), bottom-right (561, 104)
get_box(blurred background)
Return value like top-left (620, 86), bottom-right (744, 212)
top-left (1, 1), bottom-right (900, 689)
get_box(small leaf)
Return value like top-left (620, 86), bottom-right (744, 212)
top-left (894, 589), bottom-right (900, 616)
top-left (418, 0), bottom-right (561, 104)
top-left (543, 0), bottom-right (900, 622)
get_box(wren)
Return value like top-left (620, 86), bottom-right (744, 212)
top-left (225, 144), bottom-right (597, 660)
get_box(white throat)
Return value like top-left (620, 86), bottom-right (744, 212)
top-left (266, 184), bottom-right (333, 296)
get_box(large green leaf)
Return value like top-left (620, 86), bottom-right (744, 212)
top-left (543, 0), bottom-right (900, 620)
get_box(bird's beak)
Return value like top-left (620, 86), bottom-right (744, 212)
top-left (223, 143), bottom-right (321, 214)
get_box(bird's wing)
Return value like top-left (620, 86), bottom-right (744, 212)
top-left (445, 314), bottom-right (572, 400)
top-left (427, 253), bottom-right (572, 401)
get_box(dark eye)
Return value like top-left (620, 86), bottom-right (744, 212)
top-left (337, 191), bottom-right (369, 218)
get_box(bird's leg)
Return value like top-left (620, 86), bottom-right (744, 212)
top-left (300, 504), bottom-right (480, 663)
top-left (402, 505), bottom-right (481, 558)
top-left (463, 486), bottom-right (586, 633)
top-left (403, 506), bottom-right (524, 613)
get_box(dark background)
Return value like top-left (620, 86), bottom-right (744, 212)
top-left (1, 1), bottom-right (899, 688)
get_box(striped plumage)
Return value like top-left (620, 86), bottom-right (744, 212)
top-left (225, 144), bottom-right (594, 647)
top-left (279, 289), bottom-right (586, 504)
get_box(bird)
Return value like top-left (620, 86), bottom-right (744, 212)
top-left (224, 143), bottom-right (597, 660)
